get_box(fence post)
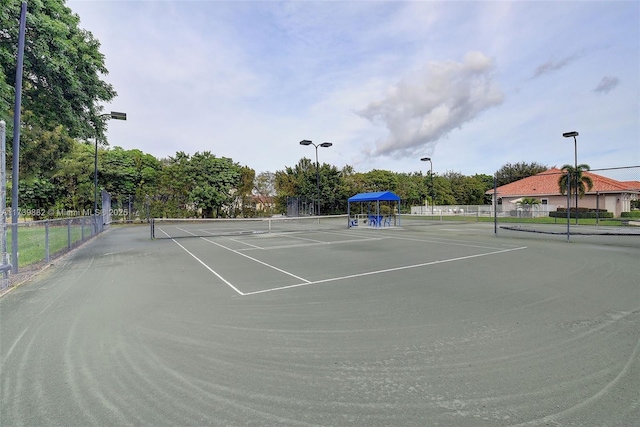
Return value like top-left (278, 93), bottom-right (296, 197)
top-left (0, 120), bottom-right (9, 288)
top-left (566, 172), bottom-right (571, 242)
top-left (45, 220), bottom-right (50, 263)
top-left (67, 219), bottom-right (71, 249)
top-left (493, 175), bottom-right (498, 234)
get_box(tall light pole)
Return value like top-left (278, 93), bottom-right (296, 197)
top-left (300, 140), bottom-right (332, 215)
top-left (563, 131), bottom-right (579, 224)
top-left (421, 157), bottom-right (434, 217)
top-left (95, 111), bottom-right (126, 231)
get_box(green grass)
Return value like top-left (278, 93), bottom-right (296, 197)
top-left (5, 223), bottom-right (90, 268)
top-left (407, 214), bottom-right (632, 227)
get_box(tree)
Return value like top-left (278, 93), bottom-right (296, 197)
top-left (558, 164), bottom-right (594, 223)
top-left (52, 140), bottom-right (96, 213)
top-left (431, 175), bottom-right (456, 206)
top-left (275, 158), bottom-right (315, 214)
top-left (495, 161), bottom-right (548, 186)
top-left (236, 165), bottom-right (255, 216)
top-left (558, 164), bottom-right (594, 200)
top-left (516, 197), bottom-right (541, 216)
top-left (395, 173), bottom-right (426, 209)
top-left (99, 146), bottom-right (161, 218)
top-left (187, 152), bottom-right (241, 218)
top-left (17, 177), bottom-right (58, 219)
top-left (1, 0), bottom-right (117, 141)
top-left (361, 169), bottom-right (398, 193)
top-left (254, 171), bottom-right (275, 198)
top-left (443, 173), bottom-right (493, 205)
top-left (274, 158), bottom-right (341, 215)
top-left (318, 162), bottom-right (342, 214)
top-left (2, 0), bottom-right (118, 216)
top-left (153, 152), bottom-right (193, 217)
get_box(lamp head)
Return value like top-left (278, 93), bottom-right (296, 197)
top-left (299, 140), bottom-right (312, 146)
top-left (562, 131), bottom-right (578, 138)
top-left (420, 157), bottom-right (431, 162)
top-left (110, 111), bottom-right (127, 120)
top-left (320, 142), bottom-right (332, 148)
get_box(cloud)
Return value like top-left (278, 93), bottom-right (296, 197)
top-left (531, 53), bottom-right (580, 79)
top-left (358, 51), bottom-right (504, 158)
top-left (593, 76), bottom-right (620, 94)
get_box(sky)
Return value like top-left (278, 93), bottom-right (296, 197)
top-left (66, 0), bottom-right (640, 180)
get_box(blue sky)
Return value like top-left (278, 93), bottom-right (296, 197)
top-left (67, 0), bottom-right (639, 180)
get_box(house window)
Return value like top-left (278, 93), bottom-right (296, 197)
top-left (541, 199), bottom-right (548, 205)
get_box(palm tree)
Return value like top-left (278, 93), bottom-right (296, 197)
top-left (517, 197), bottom-right (541, 210)
top-left (558, 164), bottom-right (594, 222)
top-left (516, 197), bottom-right (541, 217)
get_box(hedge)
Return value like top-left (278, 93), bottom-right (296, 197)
top-left (621, 211), bottom-right (640, 218)
top-left (550, 210), bottom-right (614, 219)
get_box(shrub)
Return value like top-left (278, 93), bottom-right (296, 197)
top-left (621, 211), bottom-right (640, 218)
top-left (550, 209), bottom-right (613, 219)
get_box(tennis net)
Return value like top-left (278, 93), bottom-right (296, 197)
top-left (151, 215), bottom-right (350, 239)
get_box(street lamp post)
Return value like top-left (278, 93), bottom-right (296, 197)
top-left (300, 140), bottom-right (332, 215)
top-left (420, 157), bottom-right (434, 217)
top-left (95, 111), bottom-right (126, 231)
top-left (563, 131), bottom-right (579, 224)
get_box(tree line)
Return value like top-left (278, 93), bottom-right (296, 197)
top-left (13, 138), bottom-right (550, 219)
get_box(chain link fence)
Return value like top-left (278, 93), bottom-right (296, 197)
top-left (0, 216), bottom-right (108, 291)
top-left (0, 175), bottom-right (113, 291)
top-left (286, 196), bottom-right (315, 216)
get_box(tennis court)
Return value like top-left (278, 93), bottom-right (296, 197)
top-left (151, 216), bottom-right (530, 297)
top-left (1, 219), bottom-right (638, 425)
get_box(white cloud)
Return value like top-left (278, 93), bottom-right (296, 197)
top-left (358, 52), bottom-right (504, 159)
top-left (65, 0), bottom-right (639, 178)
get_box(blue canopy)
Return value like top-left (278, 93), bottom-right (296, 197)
top-left (348, 191), bottom-right (400, 202)
top-left (347, 191), bottom-right (401, 228)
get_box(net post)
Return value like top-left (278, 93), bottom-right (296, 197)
top-left (150, 218), bottom-right (155, 239)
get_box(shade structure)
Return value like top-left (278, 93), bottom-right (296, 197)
top-left (347, 191), bottom-right (401, 203)
top-left (347, 191), bottom-right (401, 227)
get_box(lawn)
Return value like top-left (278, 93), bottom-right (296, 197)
top-left (5, 222), bottom-right (91, 267)
top-left (406, 214), bottom-right (632, 227)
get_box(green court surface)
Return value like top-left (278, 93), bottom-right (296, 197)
top-left (1, 223), bottom-right (638, 426)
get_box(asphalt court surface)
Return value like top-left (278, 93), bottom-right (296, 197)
top-left (157, 224), bottom-right (529, 296)
top-left (1, 222), bottom-right (638, 426)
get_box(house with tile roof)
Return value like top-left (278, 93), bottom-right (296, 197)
top-left (487, 168), bottom-right (640, 217)
top-left (250, 194), bottom-right (275, 213)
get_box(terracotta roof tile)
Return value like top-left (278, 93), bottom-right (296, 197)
top-left (487, 168), bottom-right (640, 196)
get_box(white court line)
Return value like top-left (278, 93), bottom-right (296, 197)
top-left (200, 237), bottom-right (311, 283)
top-left (280, 234), bottom-right (332, 244)
top-left (241, 246), bottom-right (527, 296)
top-left (237, 236), bottom-right (388, 252)
top-left (157, 227), bottom-right (245, 296)
top-left (160, 226), bottom-right (526, 297)
top-left (367, 231), bottom-right (521, 251)
top-left (220, 236), bottom-right (264, 250)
